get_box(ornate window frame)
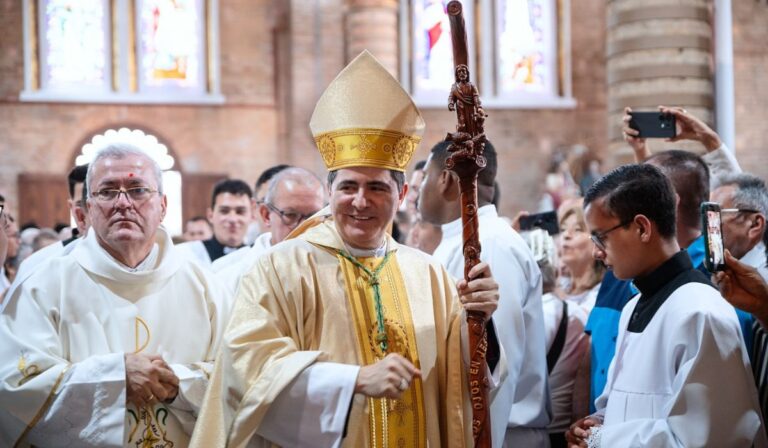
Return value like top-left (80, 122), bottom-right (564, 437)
top-left (21, 0), bottom-right (224, 104)
top-left (399, 0), bottom-right (574, 109)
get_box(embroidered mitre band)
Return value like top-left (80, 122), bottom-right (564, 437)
top-left (309, 51), bottom-right (425, 172)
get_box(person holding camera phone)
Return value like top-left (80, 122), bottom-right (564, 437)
top-left (583, 106), bottom-right (756, 416)
top-left (622, 105), bottom-right (741, 175)
top-left (566, 164), bottom-right (765, 448)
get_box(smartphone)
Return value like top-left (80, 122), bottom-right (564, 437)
top-left (701, 202), bottom-right (726, 272)
top-left (519, 211), bottom-right (559, 236)
top-left (628, 111), bottom-right (677, 139)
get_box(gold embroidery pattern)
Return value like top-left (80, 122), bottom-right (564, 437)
top-left (317, 135), bottom-right (337, 166)
top-left (391, 137), bottom-right (416, 169)
top-left (128, 405), bottom-right (175, 448)
top-left (313, 128), bottom-right (421, 172)
top-left (337, 253), bottom-right (426, 448)
top-left (369, 319), bottom-right (408, 360)
top-left (17, 351), bottom-right (41, 387)
top-left (14, 364), bottom-right (71, 448)
top-left (134, 316), bottom-right (151, 353)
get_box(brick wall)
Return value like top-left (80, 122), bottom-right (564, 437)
top-left (1, 0), bottom-right (765, 223)
top-left (0, 0), bottom-right (280, 221)
top-left (733, 0), bottom-right (768, 180)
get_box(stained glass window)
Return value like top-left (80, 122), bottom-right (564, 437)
top-left (23, 0), bottom-right (220, 103)
top-left (401, 0), bottom-right (570, 108)
top-left (413, 0), bottom-right (455, 93)
top-left (138, 0), bottom-right (203, 91)
top-left (43, 0), bottom-right (108, 90)
top-left (497, 0), bottom-right (557, 95)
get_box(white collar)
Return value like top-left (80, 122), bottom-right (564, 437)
top-left (440, 204), bottom-right (498, 238)
top-left (345, 239), bottom-right (388, 258)
top-left (740, 241), bottom-right (767, 270)
top-left (103, 243), bottom-right (160, 273)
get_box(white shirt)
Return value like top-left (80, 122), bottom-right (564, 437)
top-left (741, 241), bottom-right (768, 282)
top-left (542, 293), bottom-right (589, 433)
top-left (563, 283), bottom-right (600, 315)
top-left (702, 143), bottom-right (742, 183)
top-left (433, 204), bottom-right (549, 448)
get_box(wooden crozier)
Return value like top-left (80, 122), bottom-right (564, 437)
top-left (445, 1), bottom-right (491, 447)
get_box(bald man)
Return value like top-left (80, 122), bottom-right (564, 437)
top-left (212, 167), bottom-right (327, 296)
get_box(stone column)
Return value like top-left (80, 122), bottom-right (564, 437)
top-left (345, 0), bottom-right (399, 77)
top-left (606, 0), bottom-right (714, 165)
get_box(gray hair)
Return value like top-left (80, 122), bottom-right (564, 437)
top-left (715, 173), bottom-right (768, 216)
top-left (265, 167), bottom-right (325, 204)
top-left (85, 143), bottom-right (164, 197)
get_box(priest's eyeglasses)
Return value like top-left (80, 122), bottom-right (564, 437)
top-left (266, 203), bottom-right (315, 228)
top-left (590, 220), bottom-right (631, 251)
top-left (92, 187), bottom-right (159, 203)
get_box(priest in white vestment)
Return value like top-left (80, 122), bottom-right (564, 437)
top-left (190, 51), bottom-right (504, 448)
top-left (0, 144), bottom-right (228, 447)
top-left (212, 167), bottom-right (326, 297)
top-left (566, 163), bottom-right (766, 447)
top-left (419, 140), bottom-right (551, 447)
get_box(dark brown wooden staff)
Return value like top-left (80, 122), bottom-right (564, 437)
top-left (445, 1), bottom-right (491, 447)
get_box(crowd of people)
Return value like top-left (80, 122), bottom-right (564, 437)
top-left (1, 51), bottom-right (768, 447)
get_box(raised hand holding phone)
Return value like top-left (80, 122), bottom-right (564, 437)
top-left (701, 202), bottom-right (726, 272)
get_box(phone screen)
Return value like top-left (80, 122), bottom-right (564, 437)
top-left (702, 203), bottom-right (726, 272)
top-left (519, 211), bottom-right (559, 235)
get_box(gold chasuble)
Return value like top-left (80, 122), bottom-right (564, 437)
top-left (190, 219), bottom-right (472, 448)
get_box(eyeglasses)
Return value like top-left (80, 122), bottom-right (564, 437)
top-left (91, 187), bottom-right (159, 203)
top-left (590, 220), bottom-right (631, 251)
top-left (266, 203), bottom-right (317, 229)
top-left (721, 208), bottom-right (760, 214)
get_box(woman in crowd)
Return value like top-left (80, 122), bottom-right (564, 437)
top-left (557, 198), bottom-right (605, 313)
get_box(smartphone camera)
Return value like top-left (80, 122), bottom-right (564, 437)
top-left (701, 202), bottom-right (726, 272)
top-left (628, 111), bottom-right (677, 139)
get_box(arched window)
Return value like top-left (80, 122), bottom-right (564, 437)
top-left (22, 0), bottom-right (222, 104)
top-left (399, 0), bottom-right (573, 108)
top-left (76, 128), bottom-right (183, 236)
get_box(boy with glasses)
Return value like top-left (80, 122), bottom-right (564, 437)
top-left (566, 163), bottom-right (765, 447)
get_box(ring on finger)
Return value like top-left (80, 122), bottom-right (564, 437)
top-left (398, 378), bottom-right (408, 391)
top-left (146, 393), bottom-right (155, 402)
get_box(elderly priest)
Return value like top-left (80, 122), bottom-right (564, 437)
top-left (190, 51), bottom-right (504, 448)
top-left (0, 144), bottom-right (228, 447)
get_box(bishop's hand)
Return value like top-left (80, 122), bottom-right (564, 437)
top-left (125, 353), bottom-right (180, 408)
top-left (355, 353), bottom-right (421, 399)
top-left (456, 261), bottom-right (499, 319)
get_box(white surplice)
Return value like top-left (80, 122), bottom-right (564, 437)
top-left (1, 239), bottom-right (79, 313)
top-left (0, 227), bottom-right (228, 447)
top-left (212, 232), bottom-right (272, 299)
top-left (592, 282), bottom-right (767, 447)
top-left (433, 204), bottom-right (550, 448)
top-left (175, 239), bottom-right (214, 265)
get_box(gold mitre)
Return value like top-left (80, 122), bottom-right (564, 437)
top-left (310, 51), bottom-right (425, 173)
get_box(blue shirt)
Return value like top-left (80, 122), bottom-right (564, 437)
top-left (585, 235), bottom-right (754, 411)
